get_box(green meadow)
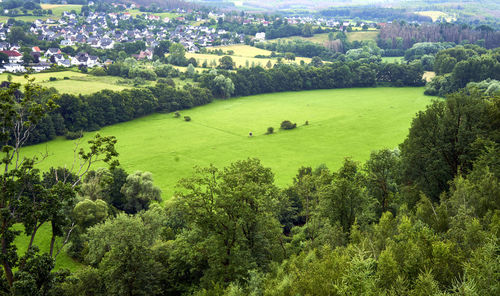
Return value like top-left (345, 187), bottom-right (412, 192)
top-left (0, 72), bottom-right (144, 95)
top-left (23, 87), bottom-right (434, 199)
top-left (13, 224), bottom-right (82, 271)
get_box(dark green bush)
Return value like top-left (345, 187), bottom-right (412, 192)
top-left (267, 127), bottom-right (274, 134)
top-left (184, 116), bottom-right (191, 122)
top-left (65, 131), bottom-right (83, 140)
top-left (49, 77), bottom-right (57, 81)
top-left (280, 120), bottom-right (296, 130)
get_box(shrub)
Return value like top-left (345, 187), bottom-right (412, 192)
top-left (305, 120), bottom-right (309, 125)
top-left (266, 127), bottom-right (274, 134)
top-left (90, 67), bottom-right (106, 76)
top-left (65, 131), bottom-right (83, 140)
top-left (184, 116), bottom-right (191, 122)
top-left (49, 77), bottom-right (57, 81)
top-left (63, 77), bottom-right (69, 80)
top-left (157, 78), bottom-right (175, 87)
top-left (174, 111), bottom-right (180, 118)
top-left (280, 120), bottom-right (297, 130)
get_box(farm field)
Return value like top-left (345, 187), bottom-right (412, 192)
top-left (184, 52), bottom-right (312, 68)
top-left (212, 44), bottom-right (274, 57)
top-left (0, 4), bottom-right (82, 22)
top-left (346, 31), bottom-right (379, 42)
top-left (415, 10), bottom-right (456, 22)
top-left (40, 4), bottom-right (83, 15)
top-left (0, 71), bottom-right (137, 95)
top-left (270, 30), bottom-right (379, 45)
top-left (272, 33), bottom-right (331, 44)
top-left (22, 87), bottom-right (434, 200)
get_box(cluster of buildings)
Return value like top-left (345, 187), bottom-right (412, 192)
top-left (0, 6), bottom-right (372, 74)
top-left (31, 10), bottom-right (244, 54)
top-left (0, 41), bottom-right (102, 73)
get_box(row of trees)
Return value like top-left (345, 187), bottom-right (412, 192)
top-left (25, 81), bottom-right (213, 145)
top-left (200, 60), bottom-right (425, 99)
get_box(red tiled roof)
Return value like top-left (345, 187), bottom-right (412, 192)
top-left (0, 50), bottom-right (22, 57)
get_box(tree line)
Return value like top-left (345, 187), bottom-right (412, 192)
top-left (319, 6), bottom-right (433, 23)
top-left (0, 79), bottom-right (498, 295)
top-left (24, 82), bottom-right (213, 145)
top-left (199, 60), bottom-right (424, 99)
top-left (378, 22), bottom-right (500, 53)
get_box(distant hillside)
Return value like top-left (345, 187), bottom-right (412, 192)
top-left (97, 0), bottom-right (197, 9)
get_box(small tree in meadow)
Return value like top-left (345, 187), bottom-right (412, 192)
top-left (280, 120), bottom-right (297, 130)
top-left (266, 127), bottom-right (274, 134)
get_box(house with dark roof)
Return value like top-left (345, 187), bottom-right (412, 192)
top-left (45, 48), bottom-right (62, 57)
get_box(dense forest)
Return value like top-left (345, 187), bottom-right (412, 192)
top-left (320, 6), bottom-right (433, 23)
top-left (0, 78), bottom-right (499, 295)
top-left (378, 22), bottom-right (500, 51)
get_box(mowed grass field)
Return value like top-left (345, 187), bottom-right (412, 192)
top-left (274, 30), bottom-right (379, 45)
top-left (22, 87), bottom-right (434, 199)
top-left (212, 44), bottom-right (274, 57)
top-left (415, 11), bottom-right (456, 22)
top-left (0, 71), bottom-right (135, 95)
top-left (0, 5), bottom-right (82, 22)
top-left (346, 31), bottom-right (379, 42)
top-left (185, 51), bottom-right (312, 68)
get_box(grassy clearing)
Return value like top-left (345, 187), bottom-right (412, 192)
top-left (0, 72), bottom-right (134, 95)
top-left (127, 9), bottom-right (178, 19)
top-left (42, 77), bottom-right (132, 95)
top-left (212, 44), bottom-right (274, 57)
top-left (346, 31), bottom-right (379, 42)
top-left (382, 56), bottom-right (404, 63)
top-left (272, 33), bottom-right (331, 45)
top-left (40, 4), bottom-right (82, 15)
top-left (0, 5), bottom-right (82, 22)
top-left (415, 11), bottom-right (456, 22)
top-left (13, 223), bottom-right (83, 271)
top-left (185, 52), bottom-right (312, 68)
top-left (22, 87), bottom-right (433, 200)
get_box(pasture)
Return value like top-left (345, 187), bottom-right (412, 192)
top-left (272, 29), bottom-right (379, 45)
top-left (415, 11), bottom-right (456, 22)
top-left (22, 87), bottom-right (433, 200)
top-left (0, 71), bottom-right (135, 95)
top-left (40, 4), bottom-right (83, 15)
top-left (346, 31), bottom-right (379, 42)
top-left (212, 44), bottom-right (274, 57)
top-left (0, 4), bottom-right (82, 22)
top-left (185, 52), bottom-right (312, 68)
